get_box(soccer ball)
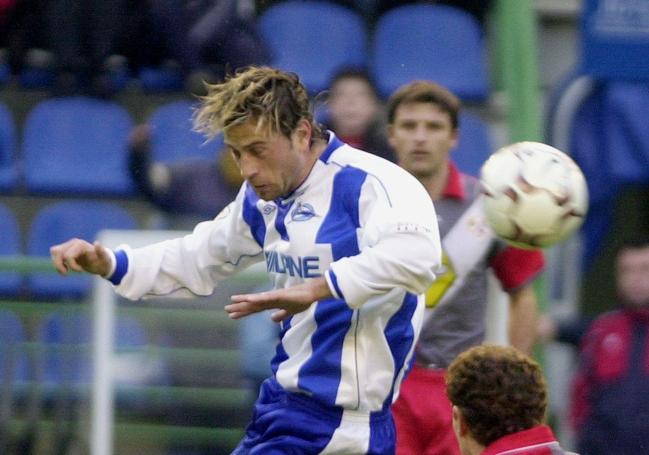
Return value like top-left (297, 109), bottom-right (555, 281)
top-left (480, 141), bottom-right (588, 249)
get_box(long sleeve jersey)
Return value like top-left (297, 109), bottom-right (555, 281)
top-left (108, 133), bottom-right (442, 413)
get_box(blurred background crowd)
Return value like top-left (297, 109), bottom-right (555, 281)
top-left (0, 0), bottom-right (648, 454)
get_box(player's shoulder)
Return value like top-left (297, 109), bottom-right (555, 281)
top-left (328, 142), bottom-right (421, 187)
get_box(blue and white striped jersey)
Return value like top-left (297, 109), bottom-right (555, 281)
top-left (110, 133), bottom-right (442, 413)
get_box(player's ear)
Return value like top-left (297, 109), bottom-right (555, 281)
top-left (452, 405), bottom-right (468, 436)
top-left (292, 119), bottom-right (312, 150)
top-left (450, 127), bottom-right (459, 149)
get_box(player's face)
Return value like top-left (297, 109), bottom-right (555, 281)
top-left (616, 246), bottom-right (649, 308)
top-left (224, 119), bottom-right (312, 201)
top-left (329, 78), bottom-right (379, 136)
top-left (388, 102), bottom-right (457, 180)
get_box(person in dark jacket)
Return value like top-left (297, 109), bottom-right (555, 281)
top-left (571, 236), bottom-right (649, 455)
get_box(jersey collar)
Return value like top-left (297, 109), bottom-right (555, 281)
top-left (319, 131), bottom-right (345, 163)
top-left (482, 425), bottom-right (558, 455)
top-left (443, 161), bottom-right (465, 200)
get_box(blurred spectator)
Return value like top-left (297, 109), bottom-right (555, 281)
top-left (128, 123), bottom-right (240, 225)
top-left (0, 0), bottom-right (48, 76)
top-left (323, 67), bottom-right (393, 161)
top-left (126, 0), bottom-right (268, 94)
top-left (0, 0), bottom-right (16, 27)
top-left (447, 344), bottom-right (573, 455)
top-left (537, 313), bottom-right (595, 348)
top-left (570, 236), bottom-right (649, 455)
top-left (45, 0), bottom-right (128, 97)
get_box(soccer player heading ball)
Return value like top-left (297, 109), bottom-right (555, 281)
top-left (50, 66), bottom-right (442, 454)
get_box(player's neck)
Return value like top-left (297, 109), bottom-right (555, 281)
top-left (419, 164), bottom-right (450, 201)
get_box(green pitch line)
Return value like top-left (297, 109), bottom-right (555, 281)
top-left (0, 300), bottom-right (237, 331)
top-left (11, 382), bottom-right (253, 410)
top-left (7, 419), bottom-right (245, 446)
top-left (0, 255), bottom-right (267, 284)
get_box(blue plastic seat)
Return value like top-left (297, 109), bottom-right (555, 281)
top-left (257, 1), bottom-right (368, 95)
top-left (23, 97), bottom-right (135, 196)
top-left (454, 113), bottom-right (493, 177)
top-left (36, 312), bottom-right (147, 384)
top-left (148, 100), bottom-right (222, 163)
top-left (26, 200), bottom-right (137, 299)
top-left (371, 4), bottom-right (489, 102)
top-left (0, 203), bottom-right (23, 297)
top-left (0, 61), bottom-right (9, 86)
top-left (0, 103), bottom-right (18, 191)
top-left (139, 66), bottom-right (184, 93)
top-left (0, 310), bottom-right (30, 383)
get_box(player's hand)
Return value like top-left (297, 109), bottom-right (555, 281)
top-left (226, 277), bottom-right (333, 322)
top-left (50, 239), bottom-right (112, 277)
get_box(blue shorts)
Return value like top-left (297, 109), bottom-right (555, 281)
top-left (231, 378), bottom-right (395, 455)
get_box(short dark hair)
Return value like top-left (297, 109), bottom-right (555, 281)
top-left (386, 80), bottom-right (460, 129)
top-left (618, 236), bottom-right (649, 253)
top-left (446, 345), bottom-right (548, 447)
top-left (329, 66), bottom-right (379, 99)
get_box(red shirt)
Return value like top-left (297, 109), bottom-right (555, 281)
top-left (482, 425), bottom-right (569, 455)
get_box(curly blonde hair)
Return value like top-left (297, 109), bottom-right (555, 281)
top-left (446, 344), bottom-right (548, 447)
top-left (193, 66), bottom-right (323, 140)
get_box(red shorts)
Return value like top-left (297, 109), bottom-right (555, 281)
top-left (392, 365), bottom-right (461, 455)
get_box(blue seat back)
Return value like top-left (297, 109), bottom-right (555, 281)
top-left (139, 66), bottom-right (184, 93)
top-left (148, 100), bottom-right (222, 163)
top-left (257, 1), bottom-right (368, 95)
top-left (0, 203), bottom-right (22, 296)
top-left (26, 201), bottom-right (137, 299)
top-left (0, 103), bottom-right (18, 191)
top-left (23, 97), bottom-right (135, 196)
top-left (371, 4), bottom-right (488, 101)
top-left (0, 310), bottom-right (30, 382)
top-left (454, 113), bottom-right (493, 177)
top-left (0, 61), bottom-right (9, 86)
top-left (36, 312), bottom-right (147, 384)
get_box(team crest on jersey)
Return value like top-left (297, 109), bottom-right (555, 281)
top-left (291, 202), bottom-right (316, 221)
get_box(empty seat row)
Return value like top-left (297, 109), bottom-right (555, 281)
top-left (258, 1), bottom-right (488, 101)
top-left (0, 98), bottom-right (219, 196)
top-left (1, 3), bottom-right (489, 102)
top-left (0, 200), bottom-right (137, 299)
top-left (0, 90), bottom-right (493, 198)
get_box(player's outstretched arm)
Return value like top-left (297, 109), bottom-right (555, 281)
top-left (50, 239), bottom-right (112, 277)
top-left (226, 277), bottom-right (333, 322)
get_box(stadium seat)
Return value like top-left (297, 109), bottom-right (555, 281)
top-left (148, 100), bottom-right (222, 163)
top-left (26, 200), bottom-right (137, 299)
top-left (36, 312), bottom-right (148, 384)
top-left (138, 65), bottom-right (184, 93)
top-left (0, 310), bottom-right (30, 383)
top-left (0, 102), bottom-right (18, 191)
top-left (23, 97), bottom-right (135, 196)
top-left (257, 0), bottom-right (368, 95)
top-left (0, 61), bottom-right (9, 86)
top-left (370, 4), bottom-right (489, 102)
top-left (453, 112), bottom-right (493, 177)
top-left (0, 203), bottom-right (23, 297)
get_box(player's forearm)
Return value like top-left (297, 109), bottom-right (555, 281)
top-left (328, 231), bottom-right (441, 308)
top-left (508, 285), bottom-right (539, 355)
